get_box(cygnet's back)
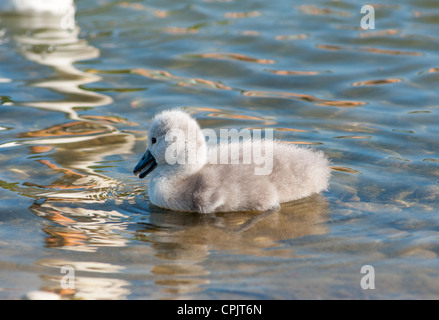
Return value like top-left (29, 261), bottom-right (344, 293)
top-left (133, 110), bottom-right (331, 213)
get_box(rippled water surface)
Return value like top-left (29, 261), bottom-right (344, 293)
top-left (1, 0), bottom-right (439, 299)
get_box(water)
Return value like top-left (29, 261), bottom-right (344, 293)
top-left (0, 0), bottom-right (439, 299)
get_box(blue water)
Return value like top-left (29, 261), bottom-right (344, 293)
top-left (0, 0), bottom-right (439, 299)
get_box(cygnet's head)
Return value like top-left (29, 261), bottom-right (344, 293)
top-left (133, 109), bottom-right (207, 178)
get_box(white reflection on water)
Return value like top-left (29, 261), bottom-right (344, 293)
top-left (23, 131), bottom-right (135, 200)
top-left (39, 258), bottom-right (129, 299)
top-left (31, 201), bottom-right (129, 252)
top-left (0, 8), bottom-right (137, 299)
top-left (0, 7), bottom-right (135, 200)
top-left (26, 194), bottom-right (329, 299)
top-left (134, 195), bottom-right (329, 298)
top-left (0, 7), bottom-right (112, 119)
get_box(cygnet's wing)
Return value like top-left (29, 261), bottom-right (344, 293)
top-left (195, 141), bottom-right (330, 212)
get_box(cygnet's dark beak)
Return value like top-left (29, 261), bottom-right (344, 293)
top-left (133, 150), bottom-right (157, 179)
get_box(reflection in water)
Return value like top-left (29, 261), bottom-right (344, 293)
top-left (186, 52), bottom-right (275, 64)
top-left (27, 194), bottom-right (328, 298)
top-left (267, 70), bottom-right (321, 76)
top-left (0, 5), bottom-right (133, 200)
top-left (135, 195), bottom-right (328, 297)
top-left (0, 9), bottom-right (112, 119)
top-left (243, 90), bottom-right (367, 107)
top-left (133, 68), bottom-right (235, 91)
top-left (0, 11), bottom-right (333, 295)
top-left (224, 11), bottom-right (261, 19)
top-left (38, 258), bottom-right (129, 299)
top-left (317, 43), bottom-right (422, 56)
top-left (30, 199), bottom-right (129, 252)
top-left (0, 4), bottom-right (137, 299)
top-left (352, 78), bottom-right (403, 86)
top-left (22, 119), bottom-right (136, 299)
top-left (298, 4), bottom-right (350, 17)
top-left (2, 0), bottom-right (437, 300)
top-left (132, 65), bottom-right (367, 108)
top-left (20, 126), bottom-right (135, 200)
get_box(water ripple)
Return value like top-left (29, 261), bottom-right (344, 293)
top-left (133, 68), bottom-right (234, 91)
top-left (317, 44), bottom-right (423, 56)
top-left (186, 52), bottom-right (275, 64)
top-left (243, 90), bottom-right (367, 107)
top-left (1, 0), bottom-right (439, 300)
top-left (352, 78), bottom-right (403, 86)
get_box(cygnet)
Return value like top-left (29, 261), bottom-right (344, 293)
top-left (134, 109), bottom-right (330, 213)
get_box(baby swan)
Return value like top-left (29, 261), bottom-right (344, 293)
top-left (134, 109), bottom-right (330, 213)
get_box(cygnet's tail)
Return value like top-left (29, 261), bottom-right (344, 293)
top-left (274, 144), bottom-right (331, 202)
top-left (306, 149), bottom-right (331, 194)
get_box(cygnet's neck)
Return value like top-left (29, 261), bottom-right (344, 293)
top-left (152, 161), bottom-right (205, 182)
top-left (155, 145), bottom-right (208, 179)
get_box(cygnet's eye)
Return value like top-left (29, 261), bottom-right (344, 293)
top-left (151, 137), bottom-right (157, 144)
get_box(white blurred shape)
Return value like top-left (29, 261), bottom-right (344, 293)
top-left (0, 0), bottom-right (74, 15)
